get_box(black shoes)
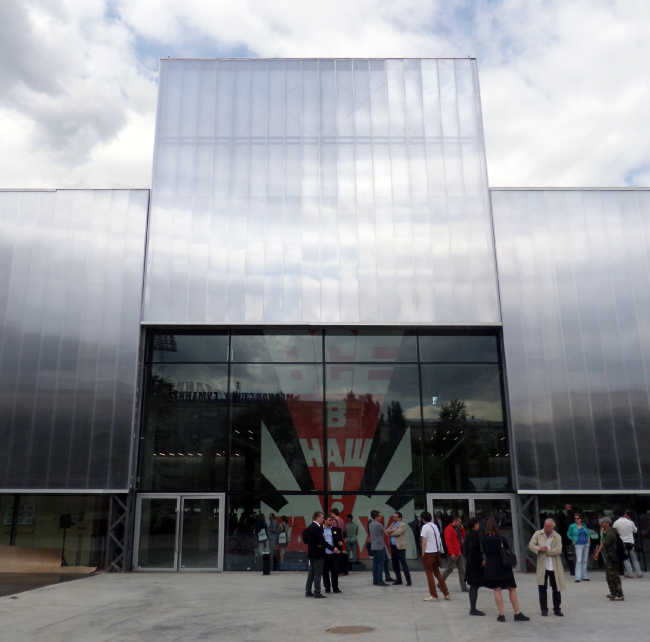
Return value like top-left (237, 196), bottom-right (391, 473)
top-left (325, 589), bottom-right (331, 593)
top-left (406, 581), bottom-right (412, 586)
top-left (461, 587), bottom-right (470, 593)
top-left (333, 589), bottom-right (342, 594)
top-left (514, 612), bottom-right (530, 621)
top-left (376, 581), bottom-right (389, 586)
top-left (314, 593), bottom-right (327, 599)
top-left (554, 610), bottom-right (564, 617)
top-left (541, 610), bottom-right (548, 617)
top-left (497, 614), bottom-right (506, 622)
top-left (470, 609), bottom-right (485, 616)
top-left (385, 577), bottom-right (396, 582)
top-left (305, 591), bottom-right (314, 597)
top-left (393, 581), bottom-right (403, 585)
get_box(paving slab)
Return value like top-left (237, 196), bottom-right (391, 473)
top-left (0, 570), bottom-right (648, 641)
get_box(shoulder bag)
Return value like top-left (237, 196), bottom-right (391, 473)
top-left (499, 536), bottom-right (517, 568)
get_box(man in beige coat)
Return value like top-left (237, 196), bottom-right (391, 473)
top-left (529, 519), bottom-right (566, 616)
top-left (385, 511), bottom-right (411, 586)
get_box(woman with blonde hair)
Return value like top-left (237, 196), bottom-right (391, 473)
top-left (482, 518), bottom-right (529, 622)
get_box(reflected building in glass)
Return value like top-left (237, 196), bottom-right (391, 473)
top-left (2, 59), bottom-right (650, 574)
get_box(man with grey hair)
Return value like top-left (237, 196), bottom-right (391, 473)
top-left (529, 518), bottom-right (565, 616)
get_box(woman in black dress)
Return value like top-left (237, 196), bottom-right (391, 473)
top-left (482, 518), bottom-right (529, 622)
top-left (464, 517), bottom-right (485, 616)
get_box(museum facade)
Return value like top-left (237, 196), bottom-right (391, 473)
top-left (2, 58), bottom-right (650, 574)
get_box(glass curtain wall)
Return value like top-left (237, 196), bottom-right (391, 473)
top-left (140, 327), bottom-right (510, 570)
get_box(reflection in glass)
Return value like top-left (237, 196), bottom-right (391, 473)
top-left (231, 329), bottom-right (323, 362)
top-left (325, 329), bottom-right (417, 362)
top-left (137, 497), bottom-right (178, 569)
top-left (0, 495), bottom-right (15, 546)
top-left (422, 365), bottom-right (509, 492)
top-left (150, 332), bottom-right (229, 363)
top-left (180, 497), bottom-right (221, 569)
top-left (229, 364), bottom-right (323, 492)
top-left (140, 364), bottom-right (229, 492)
top-left (430, 498), bottom-right (471, 534)
top-left (12, 495), bottom-right (108, 567)
top-left (474, 499), bottom-right (515, 552)
top-left (325, 365), bottom-right (422, 499)
top-left (224, 493), bottom-right (424, 572)
top-left (419, 334), bottom-right (498, 363)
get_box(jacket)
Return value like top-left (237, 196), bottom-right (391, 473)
top-left (369, 519), bottom-right (386, 551)
top-left (305, 522), bottom-right (336, 560)
top-left (463, 529), bottom-right (484, 586)
top-left (528, 530), bottom-right (566, 590)
top-left (345, 522), bottom-right (359, 542)
top-left (567, 522), bottom-right (590, 546)
top-left (483, 534), bottom-right (515, 581)
top-left (601, 528), bottom-right (618, 561)
top-left (444, 523), bottom-right (466, 556)
top-left (386, 521), bottom-right (407, 550)
top-left (328, 526), bottom-right (344, 552)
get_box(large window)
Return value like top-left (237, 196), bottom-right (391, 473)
top-left (140, 328), bottom-right (510, 495)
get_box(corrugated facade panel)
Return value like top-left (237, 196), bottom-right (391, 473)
top-left (143, 58), bottom-right (501, 325)
top-left (0, 189), bottom-right (149, 490)
top-left (492, 189), bottom-right (650, 491)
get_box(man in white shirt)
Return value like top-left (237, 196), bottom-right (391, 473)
top-left (419, 511), bottom-right (449, 602)
top-left (613, 510), bottom-right (643, 578)
top-left (529, 519), bottom-right (565, 616)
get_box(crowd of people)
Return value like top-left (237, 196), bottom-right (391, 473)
top-left (302, 507), bottom-right (644, 621)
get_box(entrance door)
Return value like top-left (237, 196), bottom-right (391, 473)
top-left (134, 494), bottom-right (225, 571)
top-left (426, 493), bottom-right (520, 570)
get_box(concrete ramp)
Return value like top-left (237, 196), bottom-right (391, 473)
top-left (0, 545), bottom-right (97, 573)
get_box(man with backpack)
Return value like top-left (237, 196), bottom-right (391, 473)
top-left (596, 517), bottom-right (624, 601)
top-left (304, 511), bottom-right (340, 598)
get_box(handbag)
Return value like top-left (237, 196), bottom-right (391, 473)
top-left (499, 536), bottom-right (517, 568)
top-left (366, 542), bottom-right (373, 557)
top-left (258, 529), bottom-right (268, 542)
top-left (278, 530), bottom-right (288, 545)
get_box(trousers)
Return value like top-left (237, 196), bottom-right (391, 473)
top-left (574, 544), bottom-right (589, 580)
top-left (306, 558), bottom-right (324, 594)
top-left (538, 569), bottom-right (561, 612)
top-left (606, 560), bottom-right (624, 598)
top-left (323, 554), bottom-right (340, 591)
top-left (623, 545), bottom-right (643, 577)
top-left (422, 552), bottom-right (448, 598)
top-left (372, 548), bottom-right (386, 584)
top-left (390, 545), bottom-right (411, 583)
top-left (441, 553), bottom-right (467, 589)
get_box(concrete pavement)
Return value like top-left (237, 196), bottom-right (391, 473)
top-left (0, 570), bottom-right (648, 641)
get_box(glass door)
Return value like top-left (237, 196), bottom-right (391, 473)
top-left (426, 494), bottom-right (520, 570)
top-left (134, 495), bottom-right (180, 570)
top-left (179, 496), bottom-right (223, 570)
top-left (134, 494), bottom-right (225, 571)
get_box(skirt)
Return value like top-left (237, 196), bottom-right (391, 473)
top-left (483, 577), bottom-right (517, 590)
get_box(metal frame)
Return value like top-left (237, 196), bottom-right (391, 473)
top-left (105, 493), bottom-right (134, 572)
top-left (517, 494), bottom-right (540, 573)
top-left (133, 493), bottom-right (226, 572)
top-left (426, 493), bottom-right (521, 571)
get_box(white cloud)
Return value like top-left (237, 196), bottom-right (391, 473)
top-left (0, 0), bottom-right (648, 188)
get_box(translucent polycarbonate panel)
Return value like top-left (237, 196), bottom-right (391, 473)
top-left (492, 189), bottom-right (650, 491)
top-left (144, 58), bottom-right (500, 325)
top-left (0, 189), bottom-right (149, 490)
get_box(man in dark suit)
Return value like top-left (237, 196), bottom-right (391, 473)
top-left (323, 514), bottom-right (344, 594)
top-left (305, 511), bottom-right (340, 598)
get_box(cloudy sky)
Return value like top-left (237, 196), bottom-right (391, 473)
top-left (1, 0), bottom-right (649, 189)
